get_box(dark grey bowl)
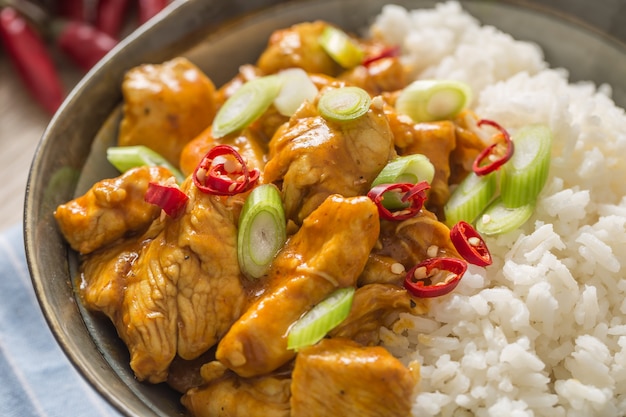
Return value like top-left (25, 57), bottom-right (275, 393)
top-left (24, 0), bottom-right (626, 416)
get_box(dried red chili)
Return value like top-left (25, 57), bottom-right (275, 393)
top-left (450, 221), bottom-right (492, 267)
top-left (145, 182), bottom-right (188, 217)
top-left (55, 20), bottom-right (118, 71)
top-left (472, 119), bottom-right (514, 176)
top-left (96, 0), bottom-right (132, 39)
top-left (193, 145), bottom-right (260, 196)
top-left (404, 257), bottom-right (468, 298)
top-left (367, 181), bottom-right (430, 221)
top-left (137, 0), bottom-right (169, 25)
top-left (0, 7), bottom-right (65, 115)
top-left (362, 45), bottom-right (400, 67)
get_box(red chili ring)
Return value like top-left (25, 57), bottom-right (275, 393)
top-left (472, 119), bottom-right (514, 176)
top-left (144, 182), bottom-right (188, 217)
top-left (404, 257), bottom-right (468, 298)
top-left (193, 144), bottom-right (259, 195)
top-left (450, 221), bottom-right (492, 267)
top-left (367, 181), bottom-right (430, 221)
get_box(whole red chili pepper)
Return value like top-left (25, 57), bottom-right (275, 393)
top-left (450, 221), bottom-right (492, 267)
top-left (54, 19), bottom-right (118, 71)
top-left (0, 7), bottom-right (65, 114)
top-left (404, 257), bottom-right (468, 298)
top-left (95, 0), bottom-right (131, 38)
top-left (137, 0), bottom-right (168, 25)
top-left (472, 119), bottom-right (514, 176)
top-left (56, 0), bottom-right (88, 21)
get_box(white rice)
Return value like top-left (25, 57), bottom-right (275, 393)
top-left (370, 2), bottom-right (626, 416)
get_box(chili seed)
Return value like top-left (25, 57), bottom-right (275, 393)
top-left (195, 167), bottom-right (206, 183)
top-left (413, 266), bottom-right (428, 280)
top-left (468, 236), bottom-right (481, 247)
top-left (223, 157), bottom-right (240, 174)
top-left (391, 263), bottom-right (405, 275)
top-left (427, 245), bottom-right (439, 258)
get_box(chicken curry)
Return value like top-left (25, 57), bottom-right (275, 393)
top-left (54, 20), bottom-right (493, 417)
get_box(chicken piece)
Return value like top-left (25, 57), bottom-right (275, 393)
top-left (79, 181), bottom-right (247, 383)
top-left (118, 231), bottom-right (180, 383)
top-left (182, 364), bottom-right (291, 417)
top-left (264, 96), bottom-right (395, 224)
top-left (339, 57), bottom-right (407, 95)
top-left (169, 183), bottom-right (247, 360)
top-left (329, 284), bottom-right (427, 345)
top-left (449, 111), bottom-right (489, 185)
top-left (54, 166), bottom-right (172, 254)
top-left (79, 220), bottom-right (177, 384)
top-left (290, 338), bottom-right (417, 417)
top-left (118, 57), bottom-right (217, 166)
top-left (359, 210), bottom-right (460, 289)
top-left (257, 21), bottom-right (340, 75)
top-left (386, 110), bottom-right (458, 214)
top-left (216, 195), bottom-right (380, 377)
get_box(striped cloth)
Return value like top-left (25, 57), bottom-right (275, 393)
top-left (0, 224), bottom-right (122, 417)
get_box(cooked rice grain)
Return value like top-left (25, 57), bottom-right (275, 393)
top-left (370, 2), bottom-right (626, 416)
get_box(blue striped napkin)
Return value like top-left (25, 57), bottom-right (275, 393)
top-left (0, 224), bottom-right (122, 417)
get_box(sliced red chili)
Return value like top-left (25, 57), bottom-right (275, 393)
top-left (472, 119), bottom-right (514, 176)
top-left (404, 257), bottom-right (468, 298)
top-left (367, 181), bottom-right (430, 221)
top-left (450, 221), bottom-right (492, 267)
top-left (362, 45), bottom-right (400, 67)
top-left (193, 145), bottom-right (260, 196)
top-left (145, 182), bottom-right (188, 217)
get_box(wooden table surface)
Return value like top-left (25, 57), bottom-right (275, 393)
top-left (0, 53), bottom-right (81, 232)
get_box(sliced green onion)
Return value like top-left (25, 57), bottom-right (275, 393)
top-left (212, 75), bottom-right (282, 138)
top-left (395, 79), bottom-right (472, 123)
top-left (444, 171), bottom-right (497, 227)
top-left (287, 287), bottom-right (355, 351)
top-left (372, 154), bottom-right (435, 186)
top-left (106, 145), bottom-right (185, 184)
top-left (500, 124), bottom-right (552, 208)
top-left (317, 86), bottom-right (371, 123)
top-left (370, 154), bottom-right (435, 209)
top-left (274, 68), bottom-right (319, 117)
top-left (237, 184), bottom-right (287, 280)
top-left (318, 25), bottom-right (364, 69)
top-left (475, 197), bottom-right (534, 236)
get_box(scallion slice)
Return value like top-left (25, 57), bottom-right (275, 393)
top-left (500, 124), bottom-right (552, 208)
top-left (317, 86), bottom-right (371, 123)
top-left (274, 68), bottom-right (319, 117)
top-left (372, 154), bottom-right (435, 186)
top-left (212, 75), bottom-right (282, 138)
top-left (287, 287), bottom-right (355, 351)
top-left (370, 154), bottom-right (435, 209)
top-left (318, 26), bottom-right (364, 69)
top-left (395, 79), bottom-right (472, 123)
top-left (106, 145), bottom-right (185, 184)
top-left (237, 184), bottom-right (287, 280)
top-left (475, 197), bottom-right (534, 236)
top-left (444, 171), bottom-right (497, 227)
